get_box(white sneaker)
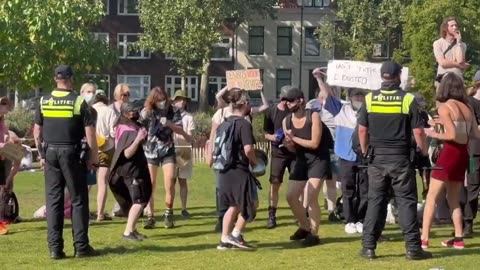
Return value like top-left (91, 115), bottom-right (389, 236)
top-left (355, 222), bottom-right (363, 234)
top-left (345, 223), bottom-right (357, 234)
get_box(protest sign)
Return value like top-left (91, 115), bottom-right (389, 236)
top-left (226, 69), bottom-right (263, 91)
top-left (326, 60), bottom-right (409, 90)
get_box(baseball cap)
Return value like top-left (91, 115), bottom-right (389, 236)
top-left (380, 61), bottom-right (402, 79)
top-left (473, 70), bottom-right (480, 82)
top-left (348, 88), bottom-right (366, 97)
top-left (283, 87), bottom-right (304, 101)
top-left (95, 89), bottom-right (106, 96)
top-left (279, 85), bottom-right (296, 100)
top-left (54, 65), bottom-right (74, 79)
top-left (120, 102), bottom-right (137, 114)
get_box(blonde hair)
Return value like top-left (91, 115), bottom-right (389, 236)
top-left (467, 81), bottom-right (480, 96)
top-left (80, 83), bottom-right (96, 94)
top-left (114, 83), bottom-right (130, 99)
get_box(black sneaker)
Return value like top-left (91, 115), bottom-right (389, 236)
top-left (143, 217), bottom-right (156, 229)
top-left (133, 230), bottom-right (147, 240)
top-left (359, 248), bottom-right (377, 260)
top-left (164, 211), bottom-right (175, 229)
top-left (266, 214), bottom-right (277, 229)
top-left (289, 228), bottom-right (310, 241)
top-left (181, 209), bottom-right (190, 218)
top-left (74, 245), bottom-right (99, 258)
top-left (406, 249), bottom-right (433, 260)
top-left (216, 241), bottom-right (233, 250)
top-left (226, 234), bottom-right (255, 250)
top-left (303, 233), bottom-right (321, 247)
top-left (328, 211), bottom-right (341, 223)
top-left (123, 233), bottom-right (142, 242)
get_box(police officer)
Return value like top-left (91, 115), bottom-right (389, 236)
top-left (33, 65), bottom-right (99, 259)
top-left (357, 61), bottom-right (432, 260)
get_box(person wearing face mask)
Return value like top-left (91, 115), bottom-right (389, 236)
top-left (262, 86), bottom-right (296, 229)
top-left (80, 83), bottom-right (99, 211)
top-left (283, 87), bottom-right (332, 247)
top-left (216, 89), bottom-right (258, 250)
top-left (139, 87), bottom-right (189, 229)
top-left (171, 90), bottom-right (195, 218)
top-left (109, 103), bottom-right (151, 241)
top-left (311, 68), bottom-right (369, 235)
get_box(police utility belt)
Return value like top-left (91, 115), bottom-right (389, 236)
top-left (39, 141), bottom-right (89, 162)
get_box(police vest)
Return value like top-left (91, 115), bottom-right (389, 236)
top-left (364, 89), bottom-right (416, 149)
top-left (40, 90), bottom-right (86, 145)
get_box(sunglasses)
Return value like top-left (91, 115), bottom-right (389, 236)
top-left (121, 92), bottom-right (130, 97)
top-left (282, 98), bottom-right (296, 103)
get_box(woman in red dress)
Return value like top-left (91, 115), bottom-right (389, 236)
top-left (422, 73), bottom-right (480, 249)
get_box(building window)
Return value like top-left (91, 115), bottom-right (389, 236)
top-left (276, 69), bottom-right (292, 98)
top-left (277, 27), bottom-right (292, 55)
top-left (87, 74), bottom-right (111, 98)
top-left (211, 37), bottom-right (233, 61)
top-left (165, 76), bottom-right (199, 101)
top-left (305, 27), bottom-right (320, 56)
top-left (93, 32), bottom-right (109, 46)
top-left (248, 26), bottom-right (264, 55)
top-left (117, 75), bottom-right (151, 100)
top-left (303, 0), bottom-right (331, 7)
top-left (373, 42), bottom-right (389, 58)
top-left (118, 34), bottom-right (150, 59)
top-left (102, 0), bottom-right (109, 15)
top-left (118, 0), bottom-right (138, 15)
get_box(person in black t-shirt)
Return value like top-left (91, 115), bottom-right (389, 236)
top-left (110, 103), bottom-right (152, 241)
top-left (463, 71), bottom-right (480, 237)
top-left (217, 89), bottom-right (258, 250)
top-left (263, 86), bottom-right (295, 229)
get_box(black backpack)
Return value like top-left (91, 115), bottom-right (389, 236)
top-left (0, 188), bottom-right (19, 223)
top-left (286, 109), bottom-right (334, 151)
top-left (212, 117), bottom-right (240, 172)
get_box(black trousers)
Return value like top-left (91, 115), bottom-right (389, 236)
top-left (339, 159), bottom-right (368, 223)
top-left (362, 155), bottom-right (421, 251)
top-left (464, 156), bottom-right (480, 225)
top-left (45, 145), bottom-right (89, 252)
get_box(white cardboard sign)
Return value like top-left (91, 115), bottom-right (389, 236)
top-left (326, 60), bottom-right (409, 90)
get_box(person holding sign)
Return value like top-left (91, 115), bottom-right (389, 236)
top-left (358, 61), bottom-right (431, 260)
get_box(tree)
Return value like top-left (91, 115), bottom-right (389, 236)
top-left (317, 0), bottom-right (408, 61)
top-left (0, 0), bottom-right (117, 98)
top-left (402, 0), bottom-right (480, 104)
top-left (139, 0), bottom-right (277, 112)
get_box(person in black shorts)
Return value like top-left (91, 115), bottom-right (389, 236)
top-left (109, 103), bottom-right (152, 241)
top-left (263, 86), bottom-right (295, 229)
top-left (217, 89), bottom-right (258, 250)
top-left (282, 87), bottom-right (332, 247)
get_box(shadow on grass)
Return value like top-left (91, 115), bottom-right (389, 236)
top-left (148, 229), bottom-right (216, 240)
top-left (99, 244), bottom-right (219, 254)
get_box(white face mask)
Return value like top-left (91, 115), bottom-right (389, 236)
top-left (351, 101), bottom-right (363, 111)
top-left (83, 93), bottom-right (94, 105)
top-left (157, 101), bottom-right (166, 110)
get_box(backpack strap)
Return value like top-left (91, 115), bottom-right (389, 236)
top-left (286, 113), bottom-right (292, 130)
top-left (272, 107), bottom-right (279, 123)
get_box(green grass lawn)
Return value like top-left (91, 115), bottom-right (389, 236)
top-left (1, 164), bottom-right (479, 270)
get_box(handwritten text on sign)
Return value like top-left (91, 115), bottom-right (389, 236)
top-left (326, 60), bottom-right (409, 90)
top-left (226, 69), bottom-right (263, 91)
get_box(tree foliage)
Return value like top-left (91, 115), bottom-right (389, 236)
top-left (139, 0), bottom-right (223, 76)
top-left (317, 0), bottom-right (407, 61)
top-left (0, 0), bottom-right (117, 92)
top-left (402, 0), bottom-right (480, 102)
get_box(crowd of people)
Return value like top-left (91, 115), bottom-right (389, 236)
top-left (0, 16), bottom-right (479, 263)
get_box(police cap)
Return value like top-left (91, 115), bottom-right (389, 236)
top-left (54, 65), bottom-right (74, 79)
top-left (380, 61), bottom-right (402, 80)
